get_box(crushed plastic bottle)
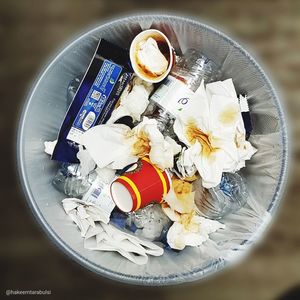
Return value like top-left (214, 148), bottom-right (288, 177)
top-left (52, 163), bottom-right (97, 198)
top-left (195, 172), bottom-right (249, 219)
top-left (143, 49), bottom-right (220, 135)
top-left (126, 204), bottom-right (172, 241)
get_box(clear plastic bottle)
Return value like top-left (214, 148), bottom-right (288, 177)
top-left (52, 163), bottom-right (97, 198)
top-left (143, 49), bottom-right (219, 134)
top-left (194, 172), bottom-right (249, 220)
top-left (125, 204), bottom-right (172, 241)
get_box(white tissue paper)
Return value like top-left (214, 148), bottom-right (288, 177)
top-left (44, 140), bottom-right (57, 155)
top-left (162, 204), bottom-right (225, 250)
top-left (81, 117), bottom-right (180, 171)
top-left (167, 215), bottom-right (225, 250)
top-left (80, 123), bottom-right (137, 170)
top-left (174, 79), bottom-right (256, 188)
top-left (132, 117), bottom-right (181, 169)
top-left (163, 179), bottom-right (196, 214)
top-left (108, 77), bottom-right (154, 123)
top-left (76, 145), bottom-right (96, 177)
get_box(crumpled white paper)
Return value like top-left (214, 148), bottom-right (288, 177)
top-left (174, 146), bottom-right (199, 179)
top-left (174, 79), bottom-right (256, 188)
top-left (164, 178), bottom-right (195, 214)
top-left (77, 146), bottom-right (117, 186)
top-left (62, 198), bottom-right (163, 265)
top-left (44, 140), bottom-right (57, 155)
top-left (80, 123), bottom-right (137, 170)
top-left (108, 77), bottom-right (154, 123)
top-left (162, 203), bottom-right (225, 250)
top-left (76, 145), bottom-right (96, 177)
top-left (133, 117), bottom-right (181, 169)
top-left (166, 215), bottom-right (225, 250)
top-left (80, 117), bottom-right (181, 170)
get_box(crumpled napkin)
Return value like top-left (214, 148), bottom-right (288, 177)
top-left (44, 140), bottom-right (57, 155)
top-left (164, 177), bottom-right (196, 214)
top-left (173, 146), bottom-right (198, 180)
top-left (108, 77), bottom-right (154, 123)
top-left (161, 178), bottom-right (224, 250)
top-left (162, 203), bottom-right (225, 250)
top-left (80, 117), bottom-right (181, 170)
top-left (62, 198), bottom-right (163, 265)
top-left (76, 145), bottom-right (96, 177)
top-left (173, 79), bottom-right (256, 188)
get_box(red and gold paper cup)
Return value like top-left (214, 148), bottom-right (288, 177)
top-left (110, 157), bottom-right (171, 212)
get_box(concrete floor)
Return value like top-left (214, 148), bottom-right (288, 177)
top-left (1, 0), bottom-right (300, 299)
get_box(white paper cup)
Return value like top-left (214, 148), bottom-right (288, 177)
top-left (130, 29), bottom-right (174, 83)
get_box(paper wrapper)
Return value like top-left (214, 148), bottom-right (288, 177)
top-left (18, 15), bottom-right (288, 285)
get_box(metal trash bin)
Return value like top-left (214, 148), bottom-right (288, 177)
top-left (17, 14), bottom-right (288, 285)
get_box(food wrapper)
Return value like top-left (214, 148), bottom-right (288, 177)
top-left (52, 39), bottom-right (133, 163)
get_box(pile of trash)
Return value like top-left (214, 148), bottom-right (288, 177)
top-left (44, 29), bottom-right (256, 265)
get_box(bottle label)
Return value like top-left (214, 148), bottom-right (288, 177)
top-left (83, 177), bottom-right (115, 223)
top-left (150, 76), bottom-right (195, 117)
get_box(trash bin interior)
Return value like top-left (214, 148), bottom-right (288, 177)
top-left (17, 15), bottom-right (288, 285)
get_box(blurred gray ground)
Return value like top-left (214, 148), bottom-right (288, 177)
top-left (1, 0), bottom-right (300, 299)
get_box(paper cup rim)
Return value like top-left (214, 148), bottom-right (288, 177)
top-left (110, 181), bottom-right (134, 213)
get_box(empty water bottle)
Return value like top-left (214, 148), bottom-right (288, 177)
top-left (194, 172), bottom-right (249, 219)
top-left (126, 204), bottom-right (172, 241)
top-left (143, 49), bottom-right (220, 135)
